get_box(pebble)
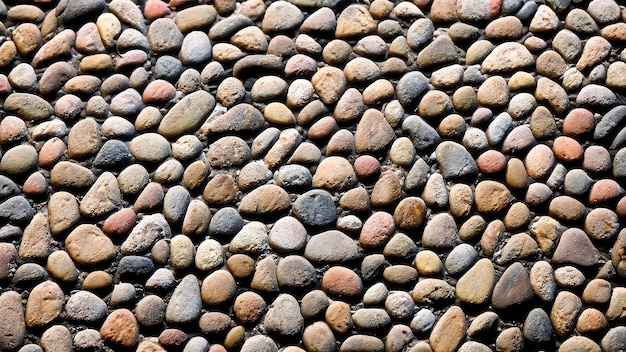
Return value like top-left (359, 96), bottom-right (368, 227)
top-left (65, 290), bottom-right (107, 323)
top-left (322, 266), bottom-right (363, 297)
top-left (100, 309), bottom-right (139, 348)
top-left (39, 325), bottom-right (72, 352)
top-left (551, 291), bottom-right (582, 337)
top-left (429, 306), bottom-right (466, 352)
top-left (264, 294), bottom-right (304, 337)
top-left (482, 42), bottom-right (535, 73)
top-left (523, 308), bottom-right (553, 343)
top-left (456, 258), bottom-right (495, 305)
top-left (492, 262), bottom-right (534, 309)
top-left (166, 275), bottom-right (202, 324)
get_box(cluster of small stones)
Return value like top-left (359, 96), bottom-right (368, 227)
top-left (2, 0), bottom-right (626, 351)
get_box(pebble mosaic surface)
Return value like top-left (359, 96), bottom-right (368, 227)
top-left (1, 0), bottom-right (626, 351)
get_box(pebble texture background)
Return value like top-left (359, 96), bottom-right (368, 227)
top-left (0, 0), bottom-right (626, 351)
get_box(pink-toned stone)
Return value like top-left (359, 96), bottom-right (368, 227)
top-left (0, 243), bottom-right (16, 280)
top-left (0, 74), bottom-right (12, 94)
top-left (144, 0), bottom-right (171, 20)
top-left (360, 211), bottom-right (395, 249)
top-left (22, 172), bottom-right (48, 197)
top-left (321, 266), bottom-right (363, 297)
top-left (502, 125), bottom-right (536, 154)
top-left (38, 137), bottom-right (67, 169)
top-left (553, 136), bottom-right (583, 162)
top-left (552, 228), bottom-right (600, 267)
top-left (353, 155), bottom-right (381, 179)
top-left (100, 309), bottom-right (139, 348)
top-left (481, 220), bottom-right (505, 258)
top-left (308, 116), bottom-right (337, 140)
top-left (158, 329), bottom-right (187, 347)
top-left (583, 146), bottom-right (612, 173)
top-left (562, 108), bottom-right (594, 136)
top-left (102, 208), bottom-right (137, 236)
top-left (589, 179), bottom-right (624, 205)
top-left (525, 144), bottom-right (555, 179)
top-left (133, 182), bottom-right (165, 213)
top-left (115, 50), bottom-right (149, 71)
top-left (617, 196), bottom-right (626, 218)
top-left (142, 79), bottom-right (177, 105)
top-left (476, 150), bottom-right (506, 174)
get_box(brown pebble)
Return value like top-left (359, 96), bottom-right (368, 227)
top-left (322, 266), bottom-right (363, 298)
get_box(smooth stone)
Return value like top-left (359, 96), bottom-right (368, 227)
top-left (229, 222), bottom-right (269, 255)
top-left (435, 141), bottom-right (478, 179)
top-left (159, 90), bottom-right (215, 138)
top-left (121, 214), bottom-right (171, 255)
top-left (412, 279), bottom-right (455, 305)
top-left (550, 291), bottom-right (582, 337)
top-left (482, 42), bottom-right (535, 73)
top-left (100, 309), bottom-right (139, 348)
top-left (305, 230), bottom-right (360, 263)
top-left (524, 308), bottom-right (553, 343)
top-left (492, 262), bottom-right (534, 309)
top-left (456, 258), bottom-right (495, 305)
top-left (65, 290), bottom-right (107, 323)
top-left (166, 274), bottom-right (202, 324)
top-left (552, 228), bottom-right (600, 266)
top-left (429, 306), bottom-right (467, 352)
top-left (445, 243), bottom-right (478, 276)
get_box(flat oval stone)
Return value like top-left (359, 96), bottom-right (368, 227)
top-left (0, 293), bottom-right (26, 350)
top-left (65, 290), bottom-right (108, 323)
top-left (129, 133), bottom-right (171, 163)
top-left (25, 280), bottom-right (64, 328)
top-left (292, 189), bottom-right (337, 227)
top-left (239, 184), bottom-right (291, 216)
top-left (65, 224), bottom-right (115, 266)
top-left (429, 306), bottom-right (467, 352)
top-left (322, 266), bottom-right (363, 298)
top-left (159, 91), bottom-right (216, 138)
top-left (268, 216), bottom-right (310, 252)
top-left (305, 230), bottom-right (360, 263)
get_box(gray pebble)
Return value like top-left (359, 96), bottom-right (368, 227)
top-left (564, 169), bottom-right (592, 196)
top-left (180, 31), bottom-right (212, 65)
top-left (264, 294), bottom-right (304, 337)
top-left (93, 139), bottom-right (133, 169)
top-left (292, 189), bottom-right (337, 227)
top-left (523, 307), bottom-right (552, 343)
top-left (304, 230), bottom-right (360, 263)
top-left (117, 255), bottom-right (155, 280)
top-left (148, 18), bottom-right (184, 53)
top-left (0, 196), bottom-right (33, 224)
top-left (395, 71), bottom-right (429, 108)
top-left (352, 308), bottom-right (391, 332)
top-left (65, 291), bottom-right (107, 323)
top-left (410, 308), bottom-right (436, 333)
top-left (183, 336), bottom-right (210, 352)
top-left (109, 88), bottom-right (144, 118)
top-left (209, 207), bottom-right (244, 237)
top-left (384, 291), bottom-right (415, 320)
top-left (402, 115), bottom-right (441, 152)
top-left (166, 274), bottom-right (202, 324)
top-left (163, 186), bottom-right (191, 224)
top-left (444, 243), bottom-right (479, 277)
top-left (275, 165), bottom-right (312, 189)
top-left (435, 141), bottom-right (478, 179)
top-left (154, 55), bottom-right (183, 82)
